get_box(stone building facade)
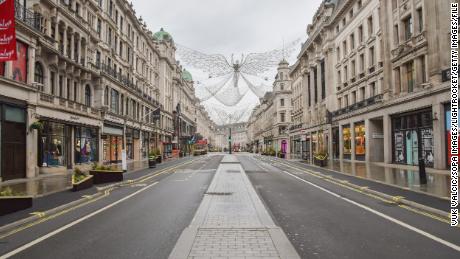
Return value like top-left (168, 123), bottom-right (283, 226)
top-left (0, 0), bottom-right (210, 182)
top-left (247, 0), bottom-right (452, 172)
top-left (247, 60), bottom-right (293, 156)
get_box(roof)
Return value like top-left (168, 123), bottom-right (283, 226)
top-left (182, 69), bottom-right (193, 81)
top-left (153, 28), bottom-right (172, 41)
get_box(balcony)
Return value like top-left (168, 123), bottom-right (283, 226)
top-left (15, 1), bottom-right (42, 32)
top-left (332, 94), bottom-right (383, 117)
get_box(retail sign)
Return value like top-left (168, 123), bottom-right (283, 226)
top-left (106, 114), bottom-right (123, 124)
top-left (69, 115), bottom-right (80, 121)
top-left (0, 0), bottom-right (17, 62)
top-left (372, 133), bottom-right (384, 139)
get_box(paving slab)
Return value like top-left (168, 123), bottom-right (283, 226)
top-left (169, 155), bottom-right (300, 259)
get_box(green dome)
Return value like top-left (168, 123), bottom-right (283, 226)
top-left (182, 69), bottom-right (193, 81)
top-left (153, 28), bottom-right (172, 41)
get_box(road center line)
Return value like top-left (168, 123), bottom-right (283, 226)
top-left (0, 181), bottom-right (159, 259)
top-left (279, 169), bottom-right (460, 252)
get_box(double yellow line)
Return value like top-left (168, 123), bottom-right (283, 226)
top-left (0, 157), bottom-right (203, 240)
top-left (254, 156), bottom-right (454, 226)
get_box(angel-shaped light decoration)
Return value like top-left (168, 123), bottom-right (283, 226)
top-left (176, 39), bottom-right (300, 108)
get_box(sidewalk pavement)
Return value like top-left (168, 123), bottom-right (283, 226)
top-left (0, 156), bottom-right (188, 198)
top-left (278, 155), bottom-right (451, 199)
top-left (169, 155), bottom-right (300, 259)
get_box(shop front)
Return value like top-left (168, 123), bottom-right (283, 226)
top-left (142, 131), bottom-right (149, 159)
top-left (38, 120), bottom-right (99, 170)
top-left (74, 126), bottom-right (98, 164)
top-left (343, 125), bottom-right (352, 159)
top-left (102, 124), bottom-right (123, 163)
top-left (354, 122), bottom-right (366, 161)
top-left (0, 101), bottom-right (27, 181)
top-left (392, 109), bottom-right (434, 167)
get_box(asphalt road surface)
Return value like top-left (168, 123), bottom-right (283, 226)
top-left (239, 154), bottom-right (460, 259)
top-left (0, 153), bottom-right (459, 259)
top-left (0, 155), bottom-right (222, 259)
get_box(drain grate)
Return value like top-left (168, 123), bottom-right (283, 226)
top-left (226, 170), bottom-right (241, 173)
top-left (205, 192), bottom-right (233, 196)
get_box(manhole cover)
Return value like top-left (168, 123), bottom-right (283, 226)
top-left (205, 192), bottom-right (233, 196)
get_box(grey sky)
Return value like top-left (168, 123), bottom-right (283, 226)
top-left (132, 0), bottom-right (322, 57)
top-left (131, 0), bottom-right (323, 123)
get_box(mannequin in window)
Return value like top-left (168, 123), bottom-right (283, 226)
top-left (75, 139), bottom-right (81, 163)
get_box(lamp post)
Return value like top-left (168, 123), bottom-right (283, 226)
top-left (229, 127), bottom-right (232, 154)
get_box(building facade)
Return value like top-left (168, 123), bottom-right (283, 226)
top-left (0, 0), bottom-right (211, 182)
top-left (247, 60), bottom-right (293, 156)
top-left (248, 0), bottom-right (452, 172)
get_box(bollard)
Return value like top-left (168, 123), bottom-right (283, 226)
top-left (419, 158), bottom-right (427, 185)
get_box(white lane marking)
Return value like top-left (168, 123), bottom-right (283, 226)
top-left (279, 170), bottom-right (460, 252)
top-left (0, 181), bottom-right (159, 259)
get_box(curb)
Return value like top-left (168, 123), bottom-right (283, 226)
top-left (0, 157), bottom-right (197, 236)
top-left (0, 191), bottom-right (104, 235)
top-left (260, 156), bottom-right (451, 220)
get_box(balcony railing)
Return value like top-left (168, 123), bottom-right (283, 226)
top-left (15, 1), bottom-right (42, 32)
top-left (332, 94), bottom-right (383, 117)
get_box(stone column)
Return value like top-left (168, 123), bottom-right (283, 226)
top-left (317, 61), bottom-right (322, 102)
top-left (27, 47), bottom-right (36, 84)
top-left (432, 103), bottom-right (446, 169)
top-left (400, 65), bottom-right (407, 93)
top-left (310, 69), bottom-right (315, 107)
top-left (339, 124), bottom-right (344, 160)
top-left (350, 121), bottom-right (356, 161)
top-left (70, 33), bottom-right (75, 60)
top-left (327, 125), bottom-right (333, 164)
top-left (365, 119), bottom-right (371, 162)
top-left (383, 114), bottom-right (392, 164)
top-left (308, 132), bottom-right (312, 162)
top-left (26, 107), bottom-right (38, 178)
top-left (63, 27), bottom-right (67, 56)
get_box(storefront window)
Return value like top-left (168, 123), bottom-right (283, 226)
top-left (392, 109), bottom-right (433, 167)
top-left (343, 126), bottom-right (352, 156)
top-left (75, 127), bottom-right (98, 164)
top-left (40, 122), bottom-right (67, 167)
top-left (355, 123), bottom-right (366, 158)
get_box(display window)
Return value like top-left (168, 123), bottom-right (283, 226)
top-left (75, 127), bottom-right (98, 164)
top-left (343, 126), bottom-right (351, 155)
top-left (39, 121), bottom-right (68, 167)
top-left (392, 109), bottom-right (433, 167)
top-left (354, 123), bottom-right (366, 156)
top-left (12, 41), bottom-right (28, 83)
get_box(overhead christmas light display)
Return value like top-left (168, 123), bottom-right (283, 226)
top-left (176, 39), bottom-right (300, 124)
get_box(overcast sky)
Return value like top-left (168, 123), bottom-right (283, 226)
top-left (132, 0), bottom-right (323, 123)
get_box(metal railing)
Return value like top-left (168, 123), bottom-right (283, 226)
top-left (15, 1), bottom-right (42, 32)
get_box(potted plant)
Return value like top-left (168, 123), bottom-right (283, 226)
top-left (0, 187), bottom-right (33, 216)
top-left (89, 164), bottom-right (124, 184)
top-left (72, 168), bottom-right (94, 191)
top-left (29, 121), bottom-right (43, 132)
top-left (313, 152), bottom-right (328, 167)
top-left (148, 151), bottom-right (157, 168)
top-left (153, 148), bottom-right (162, 163)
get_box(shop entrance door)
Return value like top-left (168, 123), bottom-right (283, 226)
top-left (406, 130), bottom-right (419, 166)
top-left (2, 121), bottom-right (26, 180)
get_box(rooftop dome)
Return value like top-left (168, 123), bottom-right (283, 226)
top-left (182, 69), bottom-right (193, 82)
top-left (153, 28), bottom-right (172, 41)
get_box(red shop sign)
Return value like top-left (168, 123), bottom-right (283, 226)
top-left (0, 0), bottom-right (17, 62)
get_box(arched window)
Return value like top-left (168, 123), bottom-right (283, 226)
top-left (34, 62), bottom-right (44, 84)
top-left (104, 86), bottom-right (109, 105)
top-left (85, 85), bottom-right (91, 107)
